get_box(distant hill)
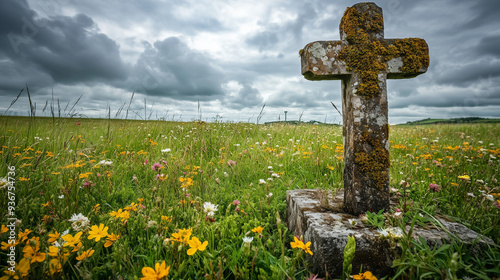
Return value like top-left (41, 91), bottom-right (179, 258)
top-left (264, 120), bottom-right (341, 126)
top-left (402, 117), bottom-right (500, 125)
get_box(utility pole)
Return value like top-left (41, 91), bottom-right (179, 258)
top-left (284, 111), bottom-right (288, 122)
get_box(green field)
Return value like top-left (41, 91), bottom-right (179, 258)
top-left (1, 116), bottom-right (499, 279)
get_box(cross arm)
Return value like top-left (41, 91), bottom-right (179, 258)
top-left (300, 40), bottom-right (349, 81)
top-left (385, 38), bottom-right (429, 79)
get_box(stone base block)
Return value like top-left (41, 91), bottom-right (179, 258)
top-left (286, 189), bottom-right (495, 277)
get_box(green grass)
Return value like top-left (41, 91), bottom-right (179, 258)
top-left (0, 116), bottom-right (499, 279)
top-left (402, 117), bottom-right (500, 125)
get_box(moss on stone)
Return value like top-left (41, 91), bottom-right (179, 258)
top-left (354, 130), bottom-right (390, 190)
top-left (339, 6), bottom-right (429, 99)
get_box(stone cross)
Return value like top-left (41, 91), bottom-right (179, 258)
top-left (300, 2), bottom-right (429, 215)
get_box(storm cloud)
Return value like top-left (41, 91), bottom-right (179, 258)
top-left (0, 0), bottom-right (499, 123)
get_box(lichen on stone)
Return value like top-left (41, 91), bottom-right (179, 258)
top-left (338, 5), bottom-right (429, 99)
top-left (354, 129), bottom-right (390, 190)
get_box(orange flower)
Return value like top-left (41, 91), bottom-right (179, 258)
top-left (187, 237), bottom-right (208, 255)
top-left (353, 271), bottom-right (378, 280)
top-left (48, 231), bottom-right (60, 244)
top-left (251, 226), bottom-right (264, 234)
top-left (104, 233), bottom-right (120, 248)
top-left (141, 261), bottom-right (170, 280)
top-left (88, 224), bottom-right (109, 242)
top-left (76, 249), bottom-right (95, 260)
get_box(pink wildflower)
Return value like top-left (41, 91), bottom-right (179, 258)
top-left (493, 202), bottom-right (500, 210)
top-left (429, 183), bottom-right (441, 192)
top-left (152, 163), bottom-right (162, 171)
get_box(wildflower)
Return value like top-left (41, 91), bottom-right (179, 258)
top-left (109, 209), bottom-right (130, 221)
top-left (18, 229), bottom-right (32, 243)
top-left (494, 202), bottom-right (500, 210)
top-left (302, 241), bottom-right (313, 255)
top-left (151, 163), bottom-right (162, 171)
top-left (266, 192), bottom-right (273, 198)
top-left (0, 177), bottom-right (9, 189)
top-left (48, 231), bottom-right (61, 244)
top-left (161, 148), bottom-right (171, 153)
top-left (290, 236), bottom-right (313, 255)
top-left (203, 202), bottom-right (219, 217)
top-left (289, 236), bottom-right (302, 248)
top-left (377, 228), bottom-right (388, 237)
top-left (258, 179), bottom-right (267, 185)
top-left (242, 236), bottom-right (253, 244)
top-left (386, 227), bottom-right (404, 239)
top-left (161, 216), bottom-right (173, 222)
top-left (171, 228), bottom-right (192, 244)
top-left (124, 203), bottom-right (139, 212)
top-left (483, 194), bottom-right (495, 202)
top-left (140, 261), bottom-right (170, 280)
top-left (23, 245), bottom-right (46, 263)
top-left (104, 233), bottom-right (120, 248)
top-left (98, 160), bottom-right (113, 166)
top-left (4, 258), bottom-right (30, 278)
top-left (68, 213), bottom-right (90, 231)
top-left (233, 200), bottom-right (241, 206)
top-left (458, 175), bottom-right (471, 181)
top-left (147, 220), bottom-right (158, 229)
top-left (48, 246), bottom-right (59, 257)
top-left (0, 225), bottom-right (7, 235)
top-left (353, 271), bottom-right (378, 280)
top-left (251, 226), bottom-right (264, 234)
top-left (76, 249), bottom-right (95, 260)
top-left (88, 224), bottom-right (109, 242)
top-left (227, 160), bottom-right (237, 167)
top-left (48, 258), bottom-right (62, 275)
top-left (467, 193), bottom-right (475, 197)
top-left (429, 183), bottom-right (441, 192)
top-left (187, 236), bottom-right (208, 255)
top-left (347, 219), bottom-right (358, 226)
top-left (62, 232), bottom-right (82, 248)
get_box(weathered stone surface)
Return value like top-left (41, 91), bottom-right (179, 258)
top-left (286, 189), bottom-right (495, 277)
top-left (299, 2), bottom-right (429, 215)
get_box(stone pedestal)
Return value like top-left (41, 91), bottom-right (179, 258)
top-left (286, 189), bottom-right (495, 277)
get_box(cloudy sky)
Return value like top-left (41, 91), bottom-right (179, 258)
top-left (1, 0), bottom-right (499, 124)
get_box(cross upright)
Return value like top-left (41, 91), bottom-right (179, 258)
top-left (300, 2), bottom-right (429, 215)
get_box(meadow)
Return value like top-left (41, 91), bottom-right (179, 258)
top-left (0, 116), bottom-right (499, 279)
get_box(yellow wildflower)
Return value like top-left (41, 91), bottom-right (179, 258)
top-left (353, 271), bottom-right (378, 280)
top-left (104, 233), bottom-right (120, 248)
top-left (76, 249), bottom-right (95, 260)
top-left (251, 226), bottom-right (264, 234)
top-left (140, 261), bottom-right (170, 280)
top-left (187, 236), bottom-right (208, 255)
top-left (88, 224), bottom-right (109, 242)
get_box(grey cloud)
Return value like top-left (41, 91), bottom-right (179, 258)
top-left (464, 0), bottom-right (500, 29)
top-left (435, 59), bottom-right (500, 86)
top-left (225, 83), bottom-right (264, 109)
top-left (267, 89), bottom-right (326, 108)
top-left (476, 35), bottom-right (500, 58)
top-left (127, 37), bottom-right (226, 100)
top-left (49, 0), bottom-right (225, 35)
top-left (246, 30), bottom-right (279, 51)
top-left (0, 0), bottom-right (127, 96)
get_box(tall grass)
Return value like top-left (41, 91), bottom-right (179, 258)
top-left (0, 103), bottom-right (499, 279)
